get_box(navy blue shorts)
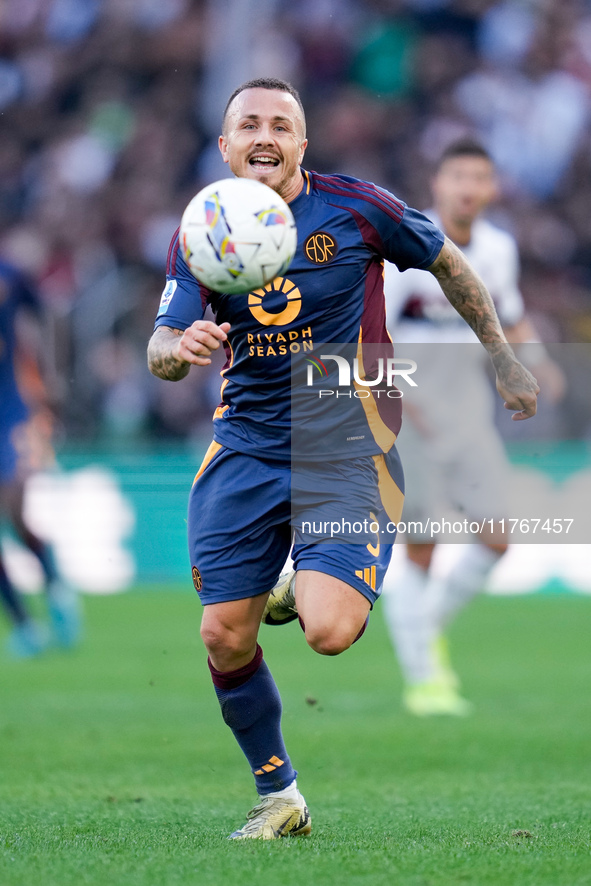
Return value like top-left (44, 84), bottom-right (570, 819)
top-left (187, 442), bottom-right (404, 607)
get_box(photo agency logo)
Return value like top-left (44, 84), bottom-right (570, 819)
top-left (305, 353), bottom-right (418, 398)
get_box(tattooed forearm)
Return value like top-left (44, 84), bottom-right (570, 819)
top-left (428, 236), bottom-right (539, 419)
top-left (147, 326), bottom-right (190, 381)
top-left (428, 238), bottom-right (506, 346)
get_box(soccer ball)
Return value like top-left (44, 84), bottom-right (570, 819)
top-left (179, 178), bottom-right (297, 294)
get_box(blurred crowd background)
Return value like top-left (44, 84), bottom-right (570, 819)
top-left (2, 0), bottom-right (591, 449)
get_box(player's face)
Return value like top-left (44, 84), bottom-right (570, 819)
top-left (432, 156), bottom-right (497, 226)
top-left (219, 88), bottom-right (308, 203)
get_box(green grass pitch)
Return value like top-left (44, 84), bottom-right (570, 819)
top-left (1, 589), bottom-right (590, 886)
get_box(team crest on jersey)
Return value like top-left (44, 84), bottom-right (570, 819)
top-left (304, 231), bottom-right (337, 264)
top-left (192, 566), bottom-right (202, 592)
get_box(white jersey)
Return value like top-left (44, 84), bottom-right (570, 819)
top-left (384, 211), bottom-right (524, 343)
top-left (385, 211), bottom-right (524, 524)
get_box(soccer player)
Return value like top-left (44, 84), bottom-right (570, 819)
top-left (147, 80), bottom-right (538, 839)
top-left (0, 259), bottom-right (80, 657)
top-left (382, 138), bottom-right (563, 716)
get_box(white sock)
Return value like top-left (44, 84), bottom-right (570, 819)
top-left (260, 779), bottom-right (301, 802)
top-left (382, 558), bottom-right (440, 684)
top-left (433, 543), bottom-right (503, 630)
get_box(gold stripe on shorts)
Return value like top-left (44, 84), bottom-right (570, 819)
top-left (193, 440), bottom-right (223, 485)
top-left (372, 453), bottom-right (404, 525)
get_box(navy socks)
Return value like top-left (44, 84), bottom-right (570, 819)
top-left (0, 559), bottom-right (28, 624)
top-left (208, 644), bottom-right (296, 794)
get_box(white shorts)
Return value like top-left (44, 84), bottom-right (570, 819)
top-left (395, 349), bottom-right (510, 539)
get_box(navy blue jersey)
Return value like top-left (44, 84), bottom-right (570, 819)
top-left (154, 170), bottom-right (444, 460)
top-left (0, 261), bottom-right (39, 431)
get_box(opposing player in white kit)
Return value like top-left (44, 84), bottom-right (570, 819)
top-left (382, 139), bottom-right (563, 716)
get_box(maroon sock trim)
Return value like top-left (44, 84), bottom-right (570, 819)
top-left (299, 615), bottom-right (368, 643)
top-left (353, 615), bottom-right (369, 644)
top-left (208, 643), bottom-right (264, 691)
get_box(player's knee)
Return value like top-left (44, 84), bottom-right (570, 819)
top-left (307, 633), bottom-right (351, 656)
top-left (199, 621), bottom-right (224, 656)
top-left (305, 625), bottom-right (354, 657)
top-left (200, 621), bottom-right (251, 660)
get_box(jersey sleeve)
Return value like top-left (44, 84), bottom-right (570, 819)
top-left (385, 205), bottom-right (445, 272)
top-left (153, 228), bottom-right (211, 331)
top-left (310, 173), bottom-right (444, 272)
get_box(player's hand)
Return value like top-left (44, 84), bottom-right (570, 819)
top-left (495, 359), bottom-right (540, 421)
top-left (174, 320), bottom-right (231, 367)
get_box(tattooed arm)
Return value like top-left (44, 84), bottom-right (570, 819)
top-left (428, 237), bottom-right (539, 420)
top-left (147, 321), bottom-right (231, 381)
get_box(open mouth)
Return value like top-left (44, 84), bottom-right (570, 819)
top-left (249, 155), bottom-right (280, 170)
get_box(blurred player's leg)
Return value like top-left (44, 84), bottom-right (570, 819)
top-left (0, 556), bottom-right (49, 658)
top-left (0, 556), bottom-right (29, 626)
top-left (431, 542), bottom-right (504, 630)
top-left (7, 480), bottom-right (81, 648)
top-left (381, 425), bottom-right (471, 713)
top-left (382, 555), bottom-right (440, 684)
top-left (383, 544), bottom-right (472, 716)
top-left (1, 472), bottom-right (51, 656)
